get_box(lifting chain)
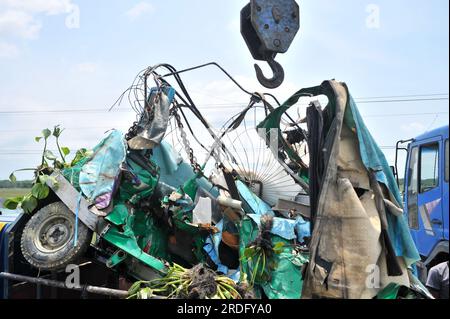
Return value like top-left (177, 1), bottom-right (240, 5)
top-left (125, 88), bottom-right (161, 141)
top-left (125, 121), bottom-right (139, 141)
top-left (171, 107), bottom-right (203, 174)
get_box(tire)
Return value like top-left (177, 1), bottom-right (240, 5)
top-left (21, 201), bottom-right (92, 271)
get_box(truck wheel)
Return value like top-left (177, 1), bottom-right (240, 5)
top-left (21, 201), bottom-right (92, 270)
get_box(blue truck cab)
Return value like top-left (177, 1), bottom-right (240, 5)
top-left (0, 207), bottom-right (24, 298)
top-left (399, 125), bottom-right (449, 282)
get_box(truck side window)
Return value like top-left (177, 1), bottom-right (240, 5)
top-left (420, 143), bottom-right (439, 193)
top-left (445, 139), bottom-right (449, 182)
top-left (408, 147), bottom-right (419, 229)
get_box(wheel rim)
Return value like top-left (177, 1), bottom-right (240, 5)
top-left (34, 215), bottom-right (74, 253)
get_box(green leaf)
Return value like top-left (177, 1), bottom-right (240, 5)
top-left (71, 148), bottom-right (90, 166)
top-left (31, 183), bottom-right (50, 199)
top-left (61, 146), bottom-right (70, 156)
top-left (49, 177), bottom-right (59, 190)
top-left (3, 196), bottom-right (23, 210)
top-left (273, 242), bottom-right (285, 250)
top-left (9, 168), bottom-right (37, 183)
top-left (222, 289), bottom-right (232, 299)
top-left (53, 125), bottom-right (62, 137)
top-left (21, 195), bottom-right (38, 213)
top-left (9, 172), bottom-right (16, 183)
top-left (137, 287), bottom-right (153, 299)
top-left (44, 150), bottom-right (57, 161)
top-left (42, 128), bottom-right (51, 139)
top-left (128, 281), bottom-right (145, 296)
top-left (35, 136), bottom-right (42, 142)
top-left (273, 242), bottom-right (285, 254)
top-left (53, 160), bottom-right (64, 169)
top-left (241, 247), bottom-right (257, 261)
top-left (38, 175), bottom-right (49, 185)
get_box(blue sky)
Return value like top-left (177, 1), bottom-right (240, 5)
top-left (0, 0), bottom-right (448, 180)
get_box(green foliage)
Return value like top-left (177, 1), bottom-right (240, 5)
top-left (3, 196), bottom-right (23, 210)
top-left (71, 148), bottom-right (91, 166)
top-left (42, 128), bottom-right (51, 139)
top-left (240, 242), bottom-right (284, 286)
top-left (273, 242), bottom-right (285, 254)
top-left (52, 125), bottom-right (63, 138)
top-left (9, 168), bottom-right (37, 184)
top-left (61, 147), bottom-right (70, 156)
top-left (31, 183), bottom-right (50, 199)
top-left (4, 125), bottom-right (87, 213)
top-left (34, 125), bottom-right (70, 167)
top-left (8, 172), bottom-right (16, 183)
top-left (127, 264), bottom-right (245, 299)
top-left (21, 195), bottom-right (38, 213)
top-left (44, 150), bottom-right (57, 161)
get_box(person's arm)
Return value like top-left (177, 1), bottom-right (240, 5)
top-left (427, 287), bottom-right (440, 299)
top-left (426, 267), bottom-right (442, 299)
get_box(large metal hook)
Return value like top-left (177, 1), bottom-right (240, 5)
top-left (254, 58), bottom-right (285, 89)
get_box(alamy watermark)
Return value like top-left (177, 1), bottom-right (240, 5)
top-left (65, 3), bottom-right (81, 29)
top-left (365, 264), bottom-right (381, 288)
top-left (366, 4), bottom-right (380, 29)
top-left (65, 264), bottom-right (81, 289)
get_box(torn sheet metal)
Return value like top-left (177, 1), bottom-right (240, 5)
top-left (79, 130), bottom-right (127, 209)
top-left (18, 60), bottom-right (428, 299)
top-left (103, 226), bottom-right (166, 273)
top-left (128, 86), bottom-right (175, 150)
top-left (236, 180), bottom-right (274, 216)
top-left (345, 96), bottom-right (421, 267)
top-left (300, 80), bottom-right (418, 299)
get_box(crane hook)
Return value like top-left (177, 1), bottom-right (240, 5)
top-left (254, 57), bottom-right (285, 89)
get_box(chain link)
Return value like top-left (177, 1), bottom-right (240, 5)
top-left (172, 108), bottom-right (203, 174)
top-left (125, 121), bottom-right (139, 141)
top-left (125, 90), bottom-right (161, 141)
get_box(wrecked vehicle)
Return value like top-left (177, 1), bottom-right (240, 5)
top-left (2, 63), bottom-right (432, 299)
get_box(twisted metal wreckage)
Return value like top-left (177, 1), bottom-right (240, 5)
top-left (11, 63), bottom-right (433, 299)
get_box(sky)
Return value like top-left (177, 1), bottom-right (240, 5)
top-left (0, 0), bottom-right (448, 181)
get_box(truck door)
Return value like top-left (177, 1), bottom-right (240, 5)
top-left (443, 138), bottom-right (449, 242)
top-left (409, 137), bottom-right (445, 257)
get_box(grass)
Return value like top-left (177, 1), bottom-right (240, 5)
top-left (0, 188), bottom-right (30, 199)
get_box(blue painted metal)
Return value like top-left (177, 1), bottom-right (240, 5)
top-left (404, 125), bottom-right (449, 260)
top-left (0, 209), bottom-right (22, 299)
top-left (250, 0), bottom-right (299, 54)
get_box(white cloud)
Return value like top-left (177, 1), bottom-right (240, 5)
top-left (0, 41), bottom-right (19, 58)
top-left (0, 10), bottom-right (42, 39)
top-left (0, 0), bottom-right (74, 41)
top-left (125, 2), bottom-right (154, 20)
top-left (72, 62), bottom-right (98, 74)
top-left (0, 0), bottom-right (72, 15)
